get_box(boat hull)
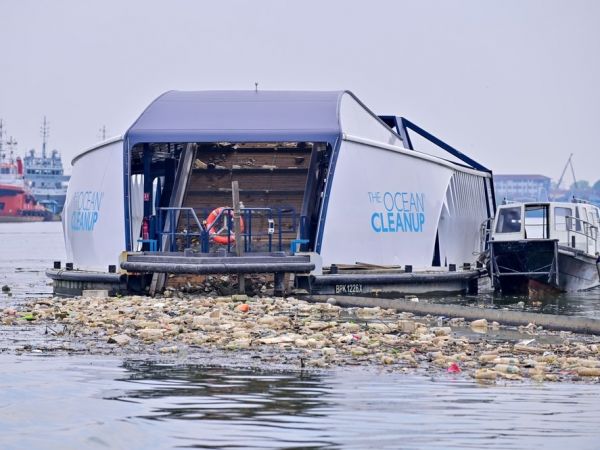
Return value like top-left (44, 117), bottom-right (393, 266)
top-left (557, 247), bottom-right (600, 291)
top-left (0, 214), bottom-right (46, 223)
top-left (490, 239), bottom-right (600, 294)
top-left (0, 184), bottom-right (52, 223)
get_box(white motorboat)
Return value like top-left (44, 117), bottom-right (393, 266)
top-left (489, 199), bottom-right (600, 293)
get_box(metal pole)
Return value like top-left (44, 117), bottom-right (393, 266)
top-left (232, 181), bottom-right (245, 294)
top-left (157, 209), bottom-right (162, 251)
top-left (268, 210), bottom-right (273, 252)
top-left (170, 211), bottom-right (175, 252)
top-left (143, 144), bottom-right (152, 219)
top-left (554, 240), bottom-right (560, 287)
top-left (278, 208), bottom-right (283, 251)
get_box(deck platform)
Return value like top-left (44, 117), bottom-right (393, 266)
top-left (48, 252), bottom-right (485, 298)
top-left (297, 268), bottom-right (484, 297)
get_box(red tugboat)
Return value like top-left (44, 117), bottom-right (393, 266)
top-left (0, 125), bottom-right (49, 222)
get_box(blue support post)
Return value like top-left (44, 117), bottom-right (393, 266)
top-left (186, 209), bottom-right (190, 249)
top-left (201, 230), bottom-right (207, 253)
top-left (142, 144), bottom-right (153, 217)
top-left (268, 210), bottom-right (273, 252)
top-left (245, 209), bottom-right (250, 253)
top-left (278, 208), bottom-right (283, 251)
top-left (169, 210), bottom-right (175, 252)
top-left (247, 209), bottom-right (252, 253)
top-left (157, 209), bottom-right (162, 251)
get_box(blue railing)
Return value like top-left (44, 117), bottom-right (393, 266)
top-left (154, 207), bottom-right (203, 252)
top-left (155, 206), bottom-right (307, 253)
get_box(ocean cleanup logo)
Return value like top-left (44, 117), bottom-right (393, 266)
top-left (70, 191), bottom-right (104, 231)
top-left (368, 191), bottom-right (425, 233)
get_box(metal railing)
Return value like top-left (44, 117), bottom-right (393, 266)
top-left (563, 215), bottom-right (598, 255)
top-left (155, 206), bottom-right (307, 253)
top-left (156, 207), bottom-right (204, 252)
top-left (572, 197), bottom-right (594, 205)
top-left (479, 217), bottom-right (493, 253)
top-left (238, 207), bottom-right (307, 253)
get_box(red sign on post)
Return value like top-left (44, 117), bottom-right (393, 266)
top-left (144, 192), bottom-right (150, 201)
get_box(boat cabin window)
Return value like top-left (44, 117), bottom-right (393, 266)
top-left (581, 207), bottom-right (589, 223)
top-left (592, 209), bottom-right (600, 228)
top-left (575, 207), bottom-right (582, 232)
top-left (524, 205), bottom-right (549, 239)
top-left (495, 207), bottom-right (521, 233)
top-left (554, 207), bottom-right (572, 231)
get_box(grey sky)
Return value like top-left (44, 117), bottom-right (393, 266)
top-left (1, 0), bottom-right (599, 183)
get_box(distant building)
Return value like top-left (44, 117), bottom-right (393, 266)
top-left (494, 174), bottom-right (551, 203)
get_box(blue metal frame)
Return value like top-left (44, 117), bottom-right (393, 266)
top-left (378, 116), bottom-right (491, 173)
top-left (380, 115), bottom-right (496, 216)
top-left (379, 116), bottom-right (414, 150)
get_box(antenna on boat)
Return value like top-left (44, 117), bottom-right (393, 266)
top-left (98, 125), bottom-right (107, 141)
top-left (6, 136), bottom-right (17, 161)
top-left (40, 116), bottom-right (49, 159)
top-left (6, 136), bottom-right (17, 149)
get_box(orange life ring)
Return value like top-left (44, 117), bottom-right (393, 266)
top-left (205, 207), bottom-right (245, 244)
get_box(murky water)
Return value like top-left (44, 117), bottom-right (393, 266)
top-left (430, 289), bottom-right (600, 319)
top-left (0, 221), bottom-right (65, 301)
top-left (2, 222), bottom-right (600, 449)
top-left (1, 356), bottom-right (599, 450)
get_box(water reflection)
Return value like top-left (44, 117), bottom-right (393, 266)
top-left (111, 360), bottom-right (339, 449)
top-left (116, 361), bottom-right (332, 423)
top-left (2, 356), bottom-right (600, 449)
top-left (105, 360), bottom-right (600, 450)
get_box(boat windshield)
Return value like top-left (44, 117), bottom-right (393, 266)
top-left (495, 207), bottom-right (522, 233)
top-left (524, 205), bottom-right (549, 238)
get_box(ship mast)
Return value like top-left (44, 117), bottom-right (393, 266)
top-left (0, 119), bottom-right (4, 156)
top-left (40, 116), bottom-right (49, 159)
top-left (6, 136), bottom-right (17, 161)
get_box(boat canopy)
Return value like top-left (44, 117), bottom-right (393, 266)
top-left (124, 90), bottom-right (345, 149)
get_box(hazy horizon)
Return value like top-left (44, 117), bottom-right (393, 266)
top-left (1, 0), bottom-right (599, 184)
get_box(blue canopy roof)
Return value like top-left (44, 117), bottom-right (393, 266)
top-left (124, 90), bottom-right (345, 149)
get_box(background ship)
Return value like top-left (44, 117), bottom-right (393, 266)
top-left (23, 117), bottom-right (70, 217)
top-left (0, 121), bottom-right (49, 222)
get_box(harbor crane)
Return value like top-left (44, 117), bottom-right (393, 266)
top-left (556, 153), bottom-right (578, 193)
